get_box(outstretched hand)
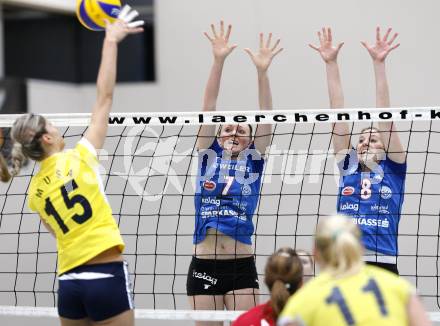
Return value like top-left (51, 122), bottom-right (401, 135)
top-left (204, 20), bottom-right (238, 61)
top-left (105, 5), bottom-right (144, 43)
top-left (309, 27), bottom-right (344, 63)
top-left (244, 33), bottom-right (283, 73)
top-left (361, 27), bottom-right (400, 62)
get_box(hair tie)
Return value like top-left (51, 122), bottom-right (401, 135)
top-left (332, 229), bottom-right (343, 241)
top-left (278, 252), bottom-right (290, 258)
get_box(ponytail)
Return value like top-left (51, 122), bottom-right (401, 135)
top-left (0, 114), bottom-right (47, 183)
top-left (265, 247), bottom-right (303, 320)
top-left (270, 279), bottom-right (291, 319)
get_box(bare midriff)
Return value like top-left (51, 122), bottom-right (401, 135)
top-left (193, 228), bottom-right (253, 260)
top-left (85, 246), bottom-right (124, 265)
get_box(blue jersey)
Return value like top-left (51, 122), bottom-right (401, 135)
top-left (337, 151), bottom-right (406, 256)
top-left (194, 139), bottom-right (265, 245)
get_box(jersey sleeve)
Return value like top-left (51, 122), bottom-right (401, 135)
top-left (27, 179), bottom-right (37, 212)
top-left (384, 156), bottom-right (407, 177)
top-left (75, 137), bottom-right (98, 165)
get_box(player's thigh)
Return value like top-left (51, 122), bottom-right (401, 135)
top-left (188, 295), bottom-right (224, 326)
top-left (224, 288), bottom-right (259, 311)
top-left (60, 317), bottom-right (92, 326)
top-left (91, 309), bottom-right (134, 326)
top-left (188, 294), bottom-right (224, 310)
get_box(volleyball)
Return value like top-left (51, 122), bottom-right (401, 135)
top-left (76, 0), bottom-right (121, 31)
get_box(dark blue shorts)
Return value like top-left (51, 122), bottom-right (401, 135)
top-left (58, 261), bottom-right (134, 321)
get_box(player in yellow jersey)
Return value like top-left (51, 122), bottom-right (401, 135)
top-left (0, 6), bottom-right (143, 326)
top-left (278, 215), bottom-right (431, 326)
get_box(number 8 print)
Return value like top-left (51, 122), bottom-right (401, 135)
top-left (361, 178), bottom-right (372, 200)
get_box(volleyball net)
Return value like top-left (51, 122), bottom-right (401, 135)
top-left (0, 107), bottom-right (440, 322)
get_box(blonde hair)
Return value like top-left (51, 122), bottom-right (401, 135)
top-left (265, 247), bottom-right (303, 320)
top-left (0, 114), bottom-right (47, 182)
top-left (315, 215), bottom-right (363, 276)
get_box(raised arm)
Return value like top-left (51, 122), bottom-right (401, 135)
top-left (361, 27), bottom-right (405, 163)
top-left (197, 21), bottom-right (237, 150)
top-left (244, 33), bottom-right (283, 155)
top-left (84, 7), bottom-right (144, 150)
top-left (310, 28), bottom-right (349, 157)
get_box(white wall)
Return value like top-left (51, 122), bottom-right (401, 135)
top-left (29, 0), bottom-right (440, 114)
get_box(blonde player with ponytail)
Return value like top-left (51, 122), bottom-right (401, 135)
top-left (233, 248), bottom-right (304, 326)
top-left (0, 7), bottom-right (143, 326)
top-left (278, 215), bottom-right (431, 326)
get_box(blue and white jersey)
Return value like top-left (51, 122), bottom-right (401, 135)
top-left (337, 150), bottom-right (406, 257)
top-left (194, 139), bottom-right (265, 245)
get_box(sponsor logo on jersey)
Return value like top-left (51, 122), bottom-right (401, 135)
top-left (200, 209), bottom-right (239, 217)
top-left (340, 202), bottom-right (359, 211)
top-left (201, 197), bottom-right (221, 206)
top-left (380, 186), bottom-right (392, 199)
top-left (352, 217), bottom-right (390, 228)
top-left (204, 284), bottom-right (211, 289)
top-left (192, 271), bottom-right (218, 285)
top-left (242, 184), bottom-right (252, 195)
top-left (373, 174), bottom-right (383, 183)
top-left (341, 186), bottom-right (355, 196)
top-left (203, 180), bottom-right (216, 191)
top-left (371, 204), bottom-right (389, 214)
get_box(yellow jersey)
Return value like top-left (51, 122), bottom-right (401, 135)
top-left (279, 265), bottom-right (412, 326)
top-left (28, 138), bottom-right (124, 275)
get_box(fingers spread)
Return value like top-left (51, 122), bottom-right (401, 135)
top-left (337, 42), bottom-right (344, 51)
top-left (327, 27), bottom-right (332, 42)
top-left (211, 24), bottom-right (218, 38)
top-left (388, 32), bottom-right (399, 45)
top-left (383, 27), bottom-right (392, 42)
top-left (266, 33), bottom-right (273, 48)
top-left (308, 43), bottom-right (319, 51)
top-left (204, 32), bottom-right (213, 42)
top-left (273, 47), bottom-right (284, 57)
top-left (318, 31), bottom-right (323, 46)
top-left (244, 48), bottom-right (254, 58)
top-left (390, 43), bottom-right (401, 51)
top-left (225, 24), bottom-right (232, 41)
top-left (271, 38), bottom-right (281, 52)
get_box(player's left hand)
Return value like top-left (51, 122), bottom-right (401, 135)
top-left (361, 27), bottom-right (400, 63)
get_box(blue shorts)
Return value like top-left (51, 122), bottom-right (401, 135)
top-left (58, 261), bottom-right (134, 321)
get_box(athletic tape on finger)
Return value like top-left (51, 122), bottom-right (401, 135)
top-left (118, 5), bottom-right (131, 20)
top-left (127, 20), bottom-right (145, 28)
top-left (124, 10), bottom-right (139, 23)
